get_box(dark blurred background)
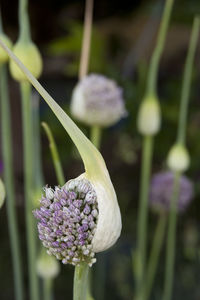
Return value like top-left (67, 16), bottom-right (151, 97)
top-left (1, 0), bottom-right (200, 299)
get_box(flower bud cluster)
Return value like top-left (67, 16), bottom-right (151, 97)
top-left (71, 74), bottom-right (127, 127)
top-left (33, 178), bottom-right (99, 266)
top-left (149, 171), bottom-right (194, 213)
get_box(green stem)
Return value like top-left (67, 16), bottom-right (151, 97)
top-left (90, 126), bottom-right (102, 149)
top-left (136, 135), bottom-right (153, 294)
top-left (42, 122), bottom-right (65, 186)
top-left (73, 263), bottom-right (89, 300)
top-left (162, 172), bottom-right (180, 300)
top-left (177, 17), bottom-right (200, 145)
top-left (143, 214), bottom-right (167, 300)
top-left (146, 0), bottom-right (174, 95)
top-left (0, 65), bottom-right (24, 300)
top-left (43, 279), bottom-right (52, 300)
top-left (19, 0), bottom-right (31, 43)
top-left (21, 82), bottom-right (39, 300)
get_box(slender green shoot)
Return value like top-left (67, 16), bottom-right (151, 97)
top-left (0, 64), bottom-right (24, 300)
top-left (136, 0), bottom-right (174, 295)
top-left (42, 122), bottom-right (65, 186)
top-left (162, 16), bottom-right (200, 300)
top-left (90, 126), bottom-right (102, 149)
top-left (21, 82), bottom-right (39, 300)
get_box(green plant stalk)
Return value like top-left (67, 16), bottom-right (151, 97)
top-left (21, 82), bottom-right (39, 300)
top-left (19, 0), bottom-right (30, 43)
top-left (73, 262), bottom-right (89, 300)
top-left (146, 0), bottom-right (174, 95)
top-left (90, 126), bottom-right (102, 150)
top-left (162, 16), bottom-right (200, 300)
top-left (177, 16), bottom-right (200, 145)
top-left (136, 135), bottom-right (153, 292)
top-left (0, 65), bottom-right (24, 300)
top-left (42, 122), bottom-right (65, 186)
top-left (136, 0), bottom-right (174, 293)
top-left (43, 278), bottom-right (52, 300)
top-left (143, 214), bottom-right (167, 300)
top-left (162, 172), bottom-right (180, 300)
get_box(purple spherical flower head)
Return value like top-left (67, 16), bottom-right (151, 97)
top-left (149, 171), bottom-right (194, 213)
top-left (33, 178), bottom-right (99, 266)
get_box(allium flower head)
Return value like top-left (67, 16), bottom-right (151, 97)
top-left (149, 171), bottom-right (194, 213)
top-left (71, 73), bottom-right (127, 127)
top-left (34, 178), bottom-right (99, 266)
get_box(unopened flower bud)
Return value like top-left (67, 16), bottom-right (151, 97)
top-left (70, 74), bottom-right (127, 127)
top-left (37, 250), bottom-right (60, 279)
top-left (0, 34), bottom-right (12, 64)
top-left (137, 95), bottom-right (161, 135)
top-left (32, 189), bottom-right (43, 209)
top-left (0, 178), bottom-right (6, 208)
top-left (9, 41), bottom-right (42, 81)
top-left (167, 143), bottom-right (190, 172)
top-left (149, 171), bottom-right (194, 213)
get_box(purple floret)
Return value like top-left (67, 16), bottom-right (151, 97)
top-left (149, 171), bottom-right (194, 213)
top-left (33, 178), bottom-right (98, 266)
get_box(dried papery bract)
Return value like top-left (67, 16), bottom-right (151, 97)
top-left (0, 40), bottom-right (122, 262)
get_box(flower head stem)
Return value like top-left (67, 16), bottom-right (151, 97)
top-left (162, 172), bottom-right (180, 300)
top-left (42, 122), bottom-right (65, 186)
top-left (43, 278), bottom-right (52, 300)
top-left (146, 0), bottom-right (174, 96)
top-left (136, 0), bottom-right (174, 295)
top-left (177, 16), bottom-right (200, 145)
top-left (162, 17), bottom-right (200, 300)
top-left (79, 0), bottom-right (93, 80)
top-left (19, 0), bottom-right (31, 43)
top-left (21, 82), bottom-right (39, 300)
top-left (0, 64), bottom-right (24, 300)
top-left (74, 262), bottom-right (89, 300)
top-left (90, 126), bottom-right (102, 149)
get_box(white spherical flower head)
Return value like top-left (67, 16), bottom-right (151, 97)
top-left (71, 74), bottom-right (127, 127)
top-left (37, 251), bottom-right (60, 279)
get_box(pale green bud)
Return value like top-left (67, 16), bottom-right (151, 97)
top-left (137, 96), bottom-right (161, 135)
top-left (167, 143), bottom-right (190, 172)
top-left (0, 34), bottom-right (12, 64)
top-left (0, 178), bottom-right (6, 208)
top-left (36, 251), bottom-right (60, 279)
top-left (9, 41), bottom-right (42, 81)
top-left (32, 189), bottom-right (43, 209)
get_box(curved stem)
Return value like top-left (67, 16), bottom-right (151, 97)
top-left (162, 172), bottom-right (180, 300)
top-left (73, 263), bottom-right (89, 300)
top-left (146, 0), bottom-right (174, 95)
top-left (0, 65), bottom-right (24, 300)
top-left (136, 135), bottom-right (154, 293)
top-left (177, 17), bottom-right (200, 145)
top-left (79, 0), bottom-right (93, 80)
top-left (21, 82), bottom-right (39, 300)
top-left (42, 122), bottom-right (65, 186)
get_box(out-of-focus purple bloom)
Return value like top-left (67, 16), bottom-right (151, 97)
top-left (33, 178), bottom-right (99, 266)
top-left (149, 171), bottom-right (194, 213)
top-left (70, 73), bottom-right (127, 127)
